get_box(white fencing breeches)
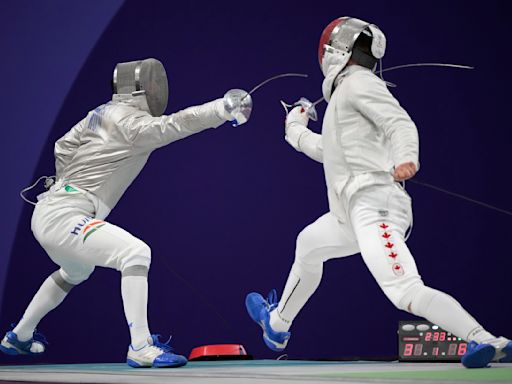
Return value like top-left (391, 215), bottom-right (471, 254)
top-left (273, 183), bottom-right (486, 341)
top-left (276, 182), bottom-right (418, 320)
top-left (31, 190), bottom-right (151, 285)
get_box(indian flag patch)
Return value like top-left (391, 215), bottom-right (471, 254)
top-left (82, 220), bottom-right (106, 243)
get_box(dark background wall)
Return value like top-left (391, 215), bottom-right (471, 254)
top-left (1, 0), bottom-right (510, 364)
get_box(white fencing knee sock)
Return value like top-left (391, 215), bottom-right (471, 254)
top-left (270, 261), bottom-right (322, 332)
top-left (121, 266), bottom-right (151, 349)
top-left (408, 285), bottom-right (495, 343)
top-left (13, 271), bottom-right (74, 341)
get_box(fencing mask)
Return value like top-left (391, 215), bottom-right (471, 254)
top-left (113, 58), bottom-right (168, 117)
top-left (318, 17), bottom-right (386, 101)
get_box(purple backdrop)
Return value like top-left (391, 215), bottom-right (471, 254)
top-left (1, 0), bottom-right (510, 364)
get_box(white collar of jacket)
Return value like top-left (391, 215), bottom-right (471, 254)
top-left (112, 93), bottom-right (151, 114)
top-left (322, 64), bottom-right (372, 102)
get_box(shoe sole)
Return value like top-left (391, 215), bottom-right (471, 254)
top-left (462, 344), bottom-right (496, 368)
top-left (127, 358), bottom-right (188, 368)
top-left (0, 340), bottom-right (43, 356)
top-left (263, 332), bottom-right (287, 352)
top-left (127, 358), bottom-right (151, 368)
top-left (0, 344), bottom-right (22, 356)
top-left (246, 293), bottom-right (290, 352)
top-left (254, 313), bottom-right (288, 352)
top-left (153, 360), bottom-right (188, 368)
top-left (245, 293), bottom-right (265, 323)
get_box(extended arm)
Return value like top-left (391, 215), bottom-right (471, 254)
top-left (129, 89), bottom-right (252, 150)
top-left (127, 99), bottom-right (230, 150)
top-left (285, 106), bottom-right (323, 163)
top-left (54, 118), bottom-right (86, 178)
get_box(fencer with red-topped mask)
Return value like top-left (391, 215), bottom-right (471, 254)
top-left (245, 17), bottom-right (511, 369)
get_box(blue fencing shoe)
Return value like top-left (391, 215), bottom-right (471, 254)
top-left (0, 331), bottom-right (47, 356)
top-left (461, 341), bottom-right (496, 368)
top-left (497, 339), bottom-right (512, 363)
top-left (127, 334), bottom-right (188, 368)
top-left (245, 289), bottom-right (291, 352)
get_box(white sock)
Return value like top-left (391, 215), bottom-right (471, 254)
top-left (269, 309), bottom-right (292, 333)
top-left (466, 326), bottom-right (497, 344)
top-left (484, 336), bottom-right (510, 349)
top-left (270, 261), bottom-right (322, 333)
top-left (13, 275), bottom-right (69, 341)
top-left (410, 286), bottom-right (495, 342)
top-left (121, 275), bottom-right (151, 349)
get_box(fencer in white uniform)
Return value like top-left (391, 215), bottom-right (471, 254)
top-left (0, 58), bottom-right (252, 368)
top-left (245, 17), bottom-right (511, 369)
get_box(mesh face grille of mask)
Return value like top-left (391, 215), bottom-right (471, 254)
top-left (137, 59), bottom-right (168, 117)
top-left (113, 58), bottom-right (169, 117)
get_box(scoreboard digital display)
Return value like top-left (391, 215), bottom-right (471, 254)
top-left (398, 321), bottom-right (467, 361)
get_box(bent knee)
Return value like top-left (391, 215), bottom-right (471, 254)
top-left (119, 240), bottom-right (152, 272)
top-left (296, 227), bottom-right (314, 251)
top-left (295, 226), bottom-right (323, 264)
top-left (56, 267), bottom-right (94, 289)
top-left (381, 278), bottom-right (425, 311)
top-left (402, 284), bottom-right (442, 317)
top-left (122, 265), bottom-right (149, 278)
top-left (292, 258), bottom-right (322, 275)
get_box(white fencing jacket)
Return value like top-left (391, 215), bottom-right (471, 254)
top-left (52, 94), bottom-right (229, 218)
top-left (286, 65), bottom-right (419, 221)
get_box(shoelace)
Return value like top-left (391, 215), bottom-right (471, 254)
top-left (33, 329), bottom-right (49, 346)
top-left (267, 289), bottom-right (278, 311)
top-left (9, 323), bottom-right (48, 346)
top-left (151, 334), bottom-right (174, 353)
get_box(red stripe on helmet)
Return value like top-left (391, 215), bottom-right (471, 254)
top-left (318, 17), bottom-right (347, 66)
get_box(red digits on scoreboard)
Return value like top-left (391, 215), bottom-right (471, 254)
top-left (404, 344), bottom-right (413, 356)
top-left (458, 343), bottom-right (467, 356)
top-left (425, 332), bottom-right (432, 341)
top-left (432, 347), bottom-right (439, 356)
top-left (440, 332), bottom-right (446, 341)
top-left (433, 332), bottom-right (439, 341)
